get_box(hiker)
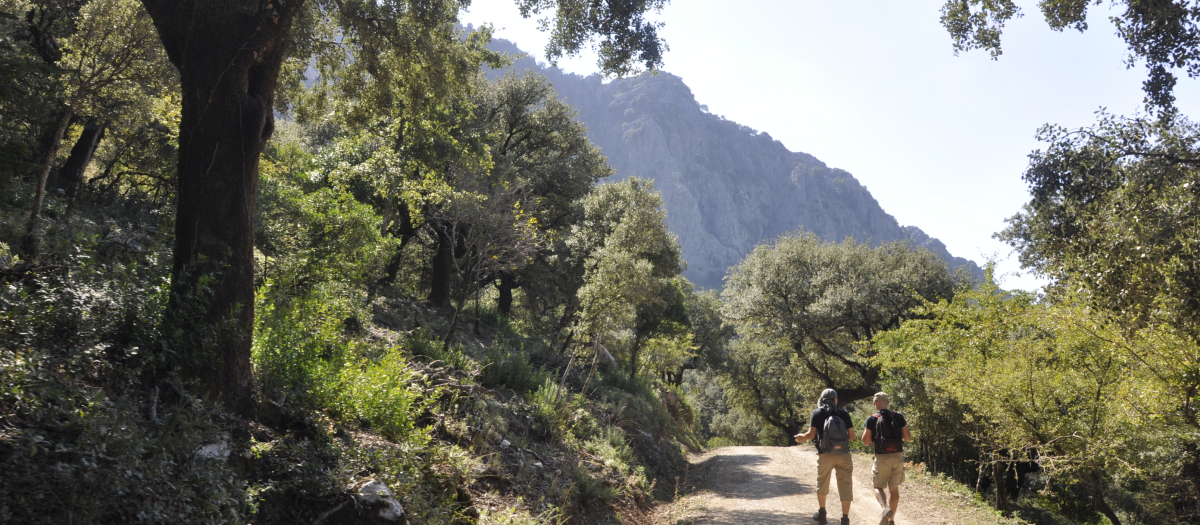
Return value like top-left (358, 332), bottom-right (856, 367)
top-left (794, 388), bottom-right (855, 524)
top-left (861, 392), bottom-right (912, 525)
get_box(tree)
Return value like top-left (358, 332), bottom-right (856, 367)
top-left (999, 113), bottom-right (1200, 430)
top-left (21, 0), bottom-right (169, 255)
top-left (718, 232), bottom-right (957, 437)
top-left (428, 167), bottom-right (543, 348)
top-left (940, 0), bottom-right (1200, 109)
top-left (475, 73), bottom-right (612, 315)
top-left (135, 0), bottom-right (670, 413)
top-left (874, 272), bottom-right (1195, 523)
top-left (570, 177), bottom-right (683, 369)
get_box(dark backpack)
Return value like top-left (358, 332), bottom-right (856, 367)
top-left (872, 410), bottom-right (904, 454)
top-left (818, 407), bottom-right (850, 455)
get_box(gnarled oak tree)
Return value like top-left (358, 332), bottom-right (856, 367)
top-left (137, 0), bottom-right (669, 413)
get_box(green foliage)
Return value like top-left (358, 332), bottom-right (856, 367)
top-left (571, 178), bottom-right (684, 369)
top-left (253, 286), bottom-right (432, 442)
top-left (0, 219), bottom-right (246, 523)
top-left (513, 0), bottom-right (669, 76)
top-left (718, 230), bottom-right (958, 438)
top-left (0, 4), bottom-right (56, 186)
top-left (335, 347), bottom-right (432, 442)
top-left (1000, 113), bottom-right (1200, 432)
top-left (874, 267), bottom-right (1200, 523)
top-left (0, 1), bottom-right (697, 521)
top-left (939, 0), bottom-right (1200, 108)
top-left (257, 145), bottom-right (397, 294)
top-left (479, 504), bottom-right (565, 525)
top-left (479, 344), bottom-right (550, 394)
top-left (0, 364), bottom-right (249, 523)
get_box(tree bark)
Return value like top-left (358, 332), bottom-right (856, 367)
top-left (993, 461), bottom-right (1008, 512)
top-left (428, 223), bottom-right (453, 308)
top-left (1094, 488), bottom-right (1121, 525)
top-left (57, 118), bottom-right (107, 203)
top-left (23, 107), bottom-right (74, 256)
top-left (497, 271), bottom-right (515, 315)
top-left (140, 0), bottom-right (302, 415)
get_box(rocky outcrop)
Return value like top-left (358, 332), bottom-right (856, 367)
top-left (487, 37), bottom-right (983, 289)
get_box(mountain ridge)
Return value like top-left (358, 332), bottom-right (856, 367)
top-left (486, 37), bottom-right (984, 289)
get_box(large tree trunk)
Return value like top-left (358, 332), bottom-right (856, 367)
top-left (140, 0), bottom-right (301, 416)
top-left (57, 118), bottom-right (107, 203)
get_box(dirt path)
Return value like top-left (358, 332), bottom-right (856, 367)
top-left (669, 446), bottom-right (1010, 525)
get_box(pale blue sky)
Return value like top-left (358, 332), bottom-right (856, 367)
top-left (461, 1), bottom-right (1200, 291)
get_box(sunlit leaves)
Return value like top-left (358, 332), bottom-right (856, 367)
top-left (874, 270), bottom-right (1195, 497)
top-left (1002, 114), bottom-right (1200, 341)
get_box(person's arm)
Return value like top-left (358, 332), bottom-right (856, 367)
top-left (861, 427), bottom-right (873, 447)
top-left (841, 412), bottom-right (856, 442)
top-left (902, 425), bottom-right (912, 442)
top-left (794, 426), bottom-right (817, 443)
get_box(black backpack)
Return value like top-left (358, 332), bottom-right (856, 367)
top-left (872, 410), bottom-right (904, 454)
top-left (818, 407), bottom-right (850, 455)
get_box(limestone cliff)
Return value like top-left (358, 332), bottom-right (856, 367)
top-left (488, 38), bottom-right (983, 289)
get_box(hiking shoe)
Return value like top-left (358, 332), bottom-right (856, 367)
top-left (812, 507), bottom-right (827, 523)
top-left (879, 508), bottom-right (894, 525)
top-left (840, 516), bottom-right (850, 525)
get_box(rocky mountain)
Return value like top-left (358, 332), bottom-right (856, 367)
top-left (487, 37), bottom-right (983, 290)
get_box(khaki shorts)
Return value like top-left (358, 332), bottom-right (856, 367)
top-left (816, 453), bottom-right (854, 501)
top-left (872, 452), bottom-right (905, 489)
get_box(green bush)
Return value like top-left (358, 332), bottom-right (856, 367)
top-left (334, 348), bottom-right (431, 441)
top-left (0, 347), bottom-right (247, 524)
top-left (478, 504), bottom-right (564, 525)
top-left (253, 286), bottom-right (431, 442)
top-left (479, 345), bottom-right (549, 394)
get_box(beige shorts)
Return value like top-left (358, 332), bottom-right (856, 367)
top-left (816, 453), bottom-right (854, 501)
top-left (872, 452), bottom-right (905, 489)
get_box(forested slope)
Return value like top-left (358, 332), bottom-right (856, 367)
top-left (486, 37), bottom-right (982, 288)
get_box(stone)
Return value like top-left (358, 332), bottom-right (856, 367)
top-left (314, 479), bottom-right (408, 525)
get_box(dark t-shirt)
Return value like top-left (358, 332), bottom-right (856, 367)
top-left (865, 410), bottom-right (908, 453)
top-left (808, 407), bottom-right (854, 453)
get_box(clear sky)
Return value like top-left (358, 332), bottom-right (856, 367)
top-left (461, 0), bottom-right (1200, 291)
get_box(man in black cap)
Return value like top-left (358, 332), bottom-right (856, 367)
top-left (794, 388), bottom-right (855, 524)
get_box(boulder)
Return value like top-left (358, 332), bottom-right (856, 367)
top-left (314, 479), bottom-right (409, 525)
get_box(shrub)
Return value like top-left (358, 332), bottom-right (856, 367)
top-left (252, 286), bottom-right (431, 442)
top-left (478, 505), bottom-right (564, 525)
top-left (0, 347), bottom-right (248, 524)
top-left (479, 345), bottom-right (549, 394)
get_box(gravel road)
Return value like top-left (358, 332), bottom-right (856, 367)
top-left (681, 446), bottom-right (1005, 525)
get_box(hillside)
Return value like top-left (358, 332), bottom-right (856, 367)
top-left (487, 38), bottom-right (983, 289)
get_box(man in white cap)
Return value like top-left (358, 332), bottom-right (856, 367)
top-left (861, 391), bottom-right (911, 525)
top-left (795, 388), bottom-right (856, 524)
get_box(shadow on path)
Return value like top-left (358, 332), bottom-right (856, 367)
top-left (692, 452), bottom-right (812, 502)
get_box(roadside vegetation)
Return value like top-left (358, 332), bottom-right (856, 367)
top-left (4, 0), bottom-right (1200, 524)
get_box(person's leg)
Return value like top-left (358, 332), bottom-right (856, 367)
top-left (887, 453), bottom-right (905, 522)
top-left (872, 454), bottom-right (901, 525)
top-left (872, 456), bottom-right (890, 510)
top-left (874, 487), bottom-right (889, 509)
top-left (815, 454), bottom-right (833, 521)
top-left (833, 454), bottom-right (854, 517)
